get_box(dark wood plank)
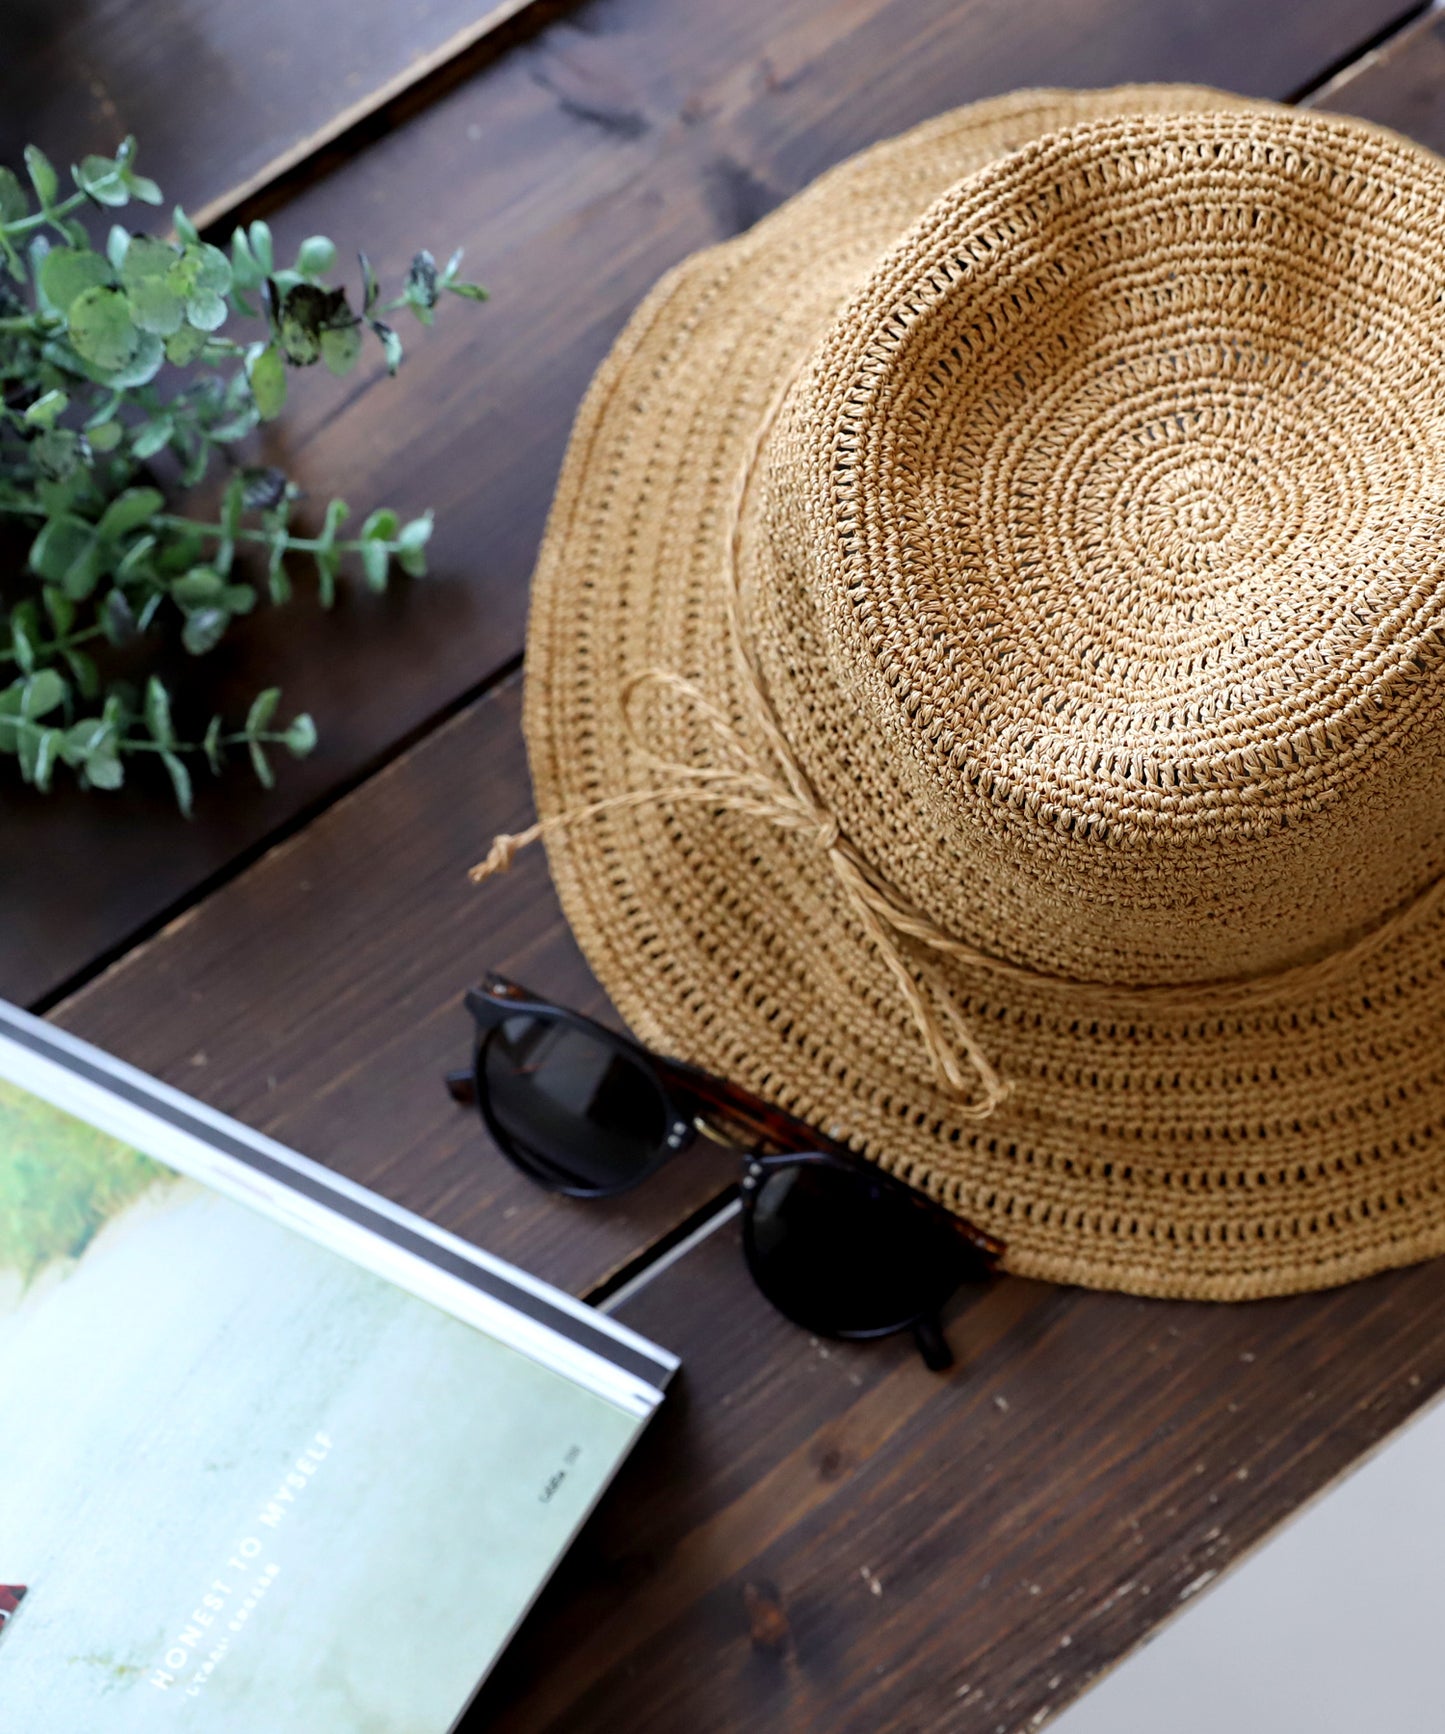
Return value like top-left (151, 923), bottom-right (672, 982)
top-left (48, 671), bottom-right (736, 1298)
top-left (0, 0), bottom-right (1416, 1006)
top-left (0, 0), bottom-right (541, 228)
top-left (1310, 3), bottom-right (1445, 145)
top-left (470, 1219), bottom-right (1445, 1733)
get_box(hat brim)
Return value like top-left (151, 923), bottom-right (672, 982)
top-left (523, 85), bottom-right (1445, 1300)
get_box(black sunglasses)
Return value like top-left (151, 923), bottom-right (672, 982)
top-left (447, 975), bottom-right (1004, 1371)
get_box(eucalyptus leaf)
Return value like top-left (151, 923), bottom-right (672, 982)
top-left (283, 713), bottom-right (317, 757)
top-left (181, 606), bottom-right (228, 656)
top-left (98, 487), bottom-right (165, 540)
top-left (248, 343), bottom-right (286, 419)
top-left (143, 675), bottom-right (174, 747)
top-left (126, 275), bottom-right (186, 336)
top-left (160, 748), bottom-right (193, 815)
top-left (39, 247), bottom-right (112, 315)
top-left (319, 321), bottom-right (362, 376)
top-left (67, 285), bottom-right (141, 370)
top-left (0, 167), bottom-right (28, 223)
top-left (0, 125), bottom-right (484, 809)
top-left (24, 145), bottom-right (58, 208)
top-left (297, 236), bottom-right (337, 277)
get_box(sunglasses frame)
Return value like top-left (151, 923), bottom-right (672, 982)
top-left (448, 974), bottom-right (1004, 1370)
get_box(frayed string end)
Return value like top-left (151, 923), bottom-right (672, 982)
top-left (470, 822), bottom-right (543, 884)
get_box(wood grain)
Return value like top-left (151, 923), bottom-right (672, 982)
top-left (0, 0), bottom-right (547, 228)
top-left (49, 674), bottom-right (736, 1299)
top-left (1311, 3), bottom-right (1445, 145)
top-left (0, 0), bottom-right (1418, 1006)
top-left (470, 1217), bottom-right (1445, 1733)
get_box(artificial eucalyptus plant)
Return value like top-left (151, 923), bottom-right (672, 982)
top-left (0, 135), bottom-right (484, 813)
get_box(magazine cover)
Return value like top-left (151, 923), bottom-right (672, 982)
top-left (0, 1003), bottom-right (676, 1732)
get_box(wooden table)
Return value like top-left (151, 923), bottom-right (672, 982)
top-left (5, 2), bottom-right (1444, 1726)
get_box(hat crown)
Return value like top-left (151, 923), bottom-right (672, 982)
top-left (751, 109), bottom-right (1445, 985)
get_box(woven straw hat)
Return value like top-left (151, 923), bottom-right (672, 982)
top-left (505, 85), bottom-right (1445, 1301)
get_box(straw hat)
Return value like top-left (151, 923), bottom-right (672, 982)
top-left (500, 85), bottom-right (1445, 1300)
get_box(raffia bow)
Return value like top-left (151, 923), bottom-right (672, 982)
top-left (472, 667), bottom-right (1013, 1118)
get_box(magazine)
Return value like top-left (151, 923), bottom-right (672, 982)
top-left (0, 1000), bottom-right (677, 1731)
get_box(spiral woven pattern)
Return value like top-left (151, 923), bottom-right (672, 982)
top-left (523, 87), bottom-right (1445, 1299)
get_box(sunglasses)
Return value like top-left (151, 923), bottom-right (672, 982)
top-left (446, 975), bottom-right (1004, 1371)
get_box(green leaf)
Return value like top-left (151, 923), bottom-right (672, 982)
top-left (359, 540), bottom-right (390, 591)
top-left (86, 747), bottom-right (125, 790)
top-left (87, 419), bottom-right (123, 451)
top-left (29, 515), bottom-right (103, 597)
top-left (67, 285), bottom-right (141, 370)
top-left (129, 414), bottom-right (174, 459)
top-left (396, 513), bottom-right (433, 552)
top-left (182, 606), bottom-right (229, 657)
top-left (24, 145), bottom-right (58, 208)
top-left (202, 714), bottom-right (224, 775)
top-left (39, 246), bottom-right (112, 314)
top-left (248, 222), bottom-right (275, 276)
top-left (406, 250), bottom-right (439, 312)
top-left (319, 321), bottom-right (362, 376)
top-left (74, 153), bottom-right (131, 208)
top-left (360, 507), bottom-right (399, 541)
top-left (370, 318), bottom-right (403, 374)
top-left (160, 749), bottom-right (193, 816)
top-left (358, 251), bottom-right (379, 315)
top-left (246, 688), bottom-right (280, 734)
top-left (21, 669), bottom-right (67, 718)
top-left (119, 235), bottom-right (174, 283)
top-left (23, 388), bottom-right (68, 428)
top-left (173, 205), bottom-right (200, 245)
top-left (0, 686), bottom-right (23, 753)
top-left (143, 676), bottom-right (174, 747)
top-left (98, 487), bottom-right (165, 541)
top-left (222, 583), bottom-right (256, 616)
top-left (42, 588), bottom-right (75, 635)
top-left (445, 281), bottom-right (490, 303)
top-left (248, 343), bottom-right (286, 419)
top-left (0, 167), bottom-right (28, 223)
top-left (170, 568), bottom-right (225, 605)
top-left (124, 173), bottom-right (163, 207)
top-left (8, 616), bottom-right (34, 675)
top-left (230, 228), bottom-right (263, 289)
top-left (313, 545), bottom-right (340, 608)
top-left (126, 276), bottom-right (186, 335)
top-left (266, 538), bottom-right (291, 605)
top-left (102, 589), bottom-right (138, 645)
top-left (90, 329), bottom-right (165, 390)
top-left (63, 647), bottom-right (100, 701)
top-left (122, 239), bottom-right (184, 333)
top-left (297, 235), bottom-right (337, 277)
top-left (185, 287), bottom-right (228, 331)
top-left (277, 282), bottom-right (350, 365)
top-left (24, 725), bottom-right (63, 790)
top-left (164, 324), bottom-right (208, 365)
top-left (248, 738), bottom-right (275, 790)
top-left (30, 428), bottom-right (85, 483)
top-left (283, 713), bottom-right (317, 758)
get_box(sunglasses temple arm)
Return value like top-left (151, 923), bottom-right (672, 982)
top-left (912, 1314), bottom-right (954, 1373)
top-left (652, 1054), bottom-right (838, 1154)
top-left (445, 1068), bottom-right (477, 1107)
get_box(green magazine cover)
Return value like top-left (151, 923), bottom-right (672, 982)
top-left (0, 1002), bottom-right (675, 1731)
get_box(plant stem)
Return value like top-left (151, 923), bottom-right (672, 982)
top-left (155, 514), bottom-right (383, 556)
top-left (0, 623), bottom-right (107, 666)
top-left (0, 191), bottom-right (90, 239)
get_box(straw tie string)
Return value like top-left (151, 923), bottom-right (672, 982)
top-left (471, 668), bottom-right (1013, 1119)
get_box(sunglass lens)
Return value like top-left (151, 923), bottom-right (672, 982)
top-left (481, 1014), bottom-right (670, 1195)
top-left (744, 1160), bottom-right (978, 1337)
